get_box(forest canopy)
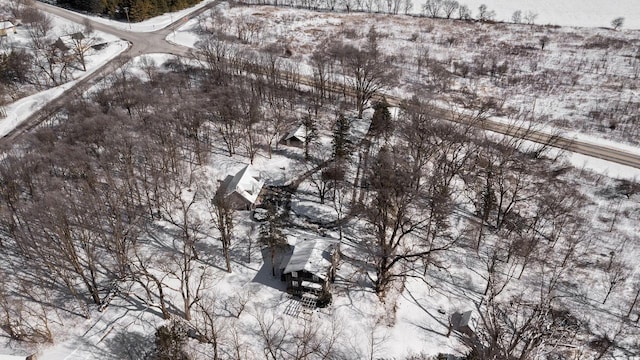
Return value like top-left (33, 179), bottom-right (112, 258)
top-left (56, 0), bottom-right (200, 21)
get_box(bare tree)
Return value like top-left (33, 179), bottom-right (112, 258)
top-left (238, 90), bottom-right (262, 164)
top-left (602, 259), bottom-right (629, 305)
top-left (458, 4), bottom-right (471, 19)
top-left (26, 10), bottom-right (72, 87)
top-left (365, 146), bottom-right (455, 296)
top-left (129, 242), bottom-right (172, 320)
top-left (334, 27), bottom-right (395, 118)
top-left (254, 311), bottom-right (290, 360)
top-left (156, 167), bottom-right (208, 321)
top-left (611, 17), bottom-right (625, 30)
top-left (422, 0), bottom-right (442, 17)
top-left (196, 35), bottom-right (233, 86)
top-left (310, 40), bottom-right (334, 101)
top-left (254, 309), bottom-right (344, 360)
top-left (470, 261), bottom-right (581, 360)
top-left (192, 296), bottom-right (228, 360)
top-left (0, 277), bottom-right (57, 343)
top-left (308, 162), bottom-right (337, 205)
top-left (25, 8), bottom-right (52, 50)
top-left (441, 0), bottom-right (459, 18)
top-left (477, 4), bottom-right (495, 22)
top-left (66, 27), bottom-right (95, 71)
top-left (523, 11), bottom-right (538, 24)
top-left (511, 10), bottom-right (522, 24)
top-left (625, 278), bottom-right (640, 321)
top-left (210, 189), bottom-right (236, 273)
top-left (207, 87), bottom-right (242, 157)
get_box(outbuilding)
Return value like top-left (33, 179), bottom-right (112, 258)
top-left (281, 237), bottom-right (339, 297)
top-left (280, 123), bottom-right (307, 148)
top-left (217, 164), bottom-right (265, 210)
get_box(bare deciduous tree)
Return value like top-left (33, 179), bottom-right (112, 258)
top-left (611, 17), bottom-right (625, 30)
top-left (209, 188), bottom-right (236, 273)
top-left (334, 27), bottom-right (395, 118)
top-left (442, 0), bottom-right (459, 18)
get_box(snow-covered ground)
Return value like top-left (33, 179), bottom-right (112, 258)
top-left (2, 1), bottom-right (640, 359)
top-left (0, 41), bottom-right (127, 138)
top-left (169, 4), bottom-right (640, 181)
top-left (0, 7), bottom-right (127, 138)
top-left (87, 0), bottom-right (215, 32)
top-left (451, 0), bottom-right (640, 29)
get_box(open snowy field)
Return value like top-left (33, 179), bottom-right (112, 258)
top-left (236, 0), bottom-right (640, 29)
top-left (450, 0), bottom-right (640, 29)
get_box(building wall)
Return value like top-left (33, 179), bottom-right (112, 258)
top-left (226, 192), bottom-right (252, 210)
top-left (284, 270), bottom-right (326, 295)
top-left (281, 137), bottom-right (304, 148)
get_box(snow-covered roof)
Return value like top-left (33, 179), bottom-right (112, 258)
top-left (0, 21), bottom-right (14, 29)
top-left (0, 355), bottom-right (30, 360)
top-left (283, 123), bottom-right (306, 142)
top-left (283, 238), bottom-right (338, 279)
top-left (224, 164), bottom-right (264, 205)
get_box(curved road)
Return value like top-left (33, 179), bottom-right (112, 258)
top-left (34, 1), bottom-right (210, 56)
top-left (0, 1), bottom-right (208, 148)
top-left (3, 2), bottom-right (640, 170)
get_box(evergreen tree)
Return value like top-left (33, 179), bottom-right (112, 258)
top-left (332, 114), bottom-right (351, 161)
top-left (129, 0), bottom-right (153, 22)
top-left (302, 113), bottom-right (318, 161)
top-left (153, 320), bottom-right (190, 360)
top-left (370, 101), bottom-right (393, 138)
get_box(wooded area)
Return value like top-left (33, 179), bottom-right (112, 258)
top-left (1, 1), bottom-right (640, 358)
top-left (56, 0), bottom-right (199, 21)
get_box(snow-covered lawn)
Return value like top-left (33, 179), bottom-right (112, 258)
top-left (450, 0), bottom-right (640, 29)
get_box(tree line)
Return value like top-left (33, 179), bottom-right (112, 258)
top-left (55, 0), bottom-right (199, 21)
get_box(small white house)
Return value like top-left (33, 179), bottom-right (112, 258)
top-left (280, 123), bottom-right (307, 148)
top-left (218, 165), bottom-right (265, 210)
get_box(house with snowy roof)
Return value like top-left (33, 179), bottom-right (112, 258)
top-left (218, 164), bottom-right (265, 210)
top-left (281, 237), bottom-right (339, 298)
top-left (280, 123), bottom-right (307, 148)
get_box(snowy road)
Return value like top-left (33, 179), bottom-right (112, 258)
top-left (0, 1), bottom-right (212, 148)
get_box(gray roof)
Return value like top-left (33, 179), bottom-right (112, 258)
top-left (283, 238), bottom-right (338, 279)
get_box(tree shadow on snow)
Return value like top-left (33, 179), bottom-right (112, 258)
top-left (103, 329), bottom-right (154, 360)
top-left (251, 248), bottom-right (287, 292)
top-left (402, 286), bottom-right (452, 337)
